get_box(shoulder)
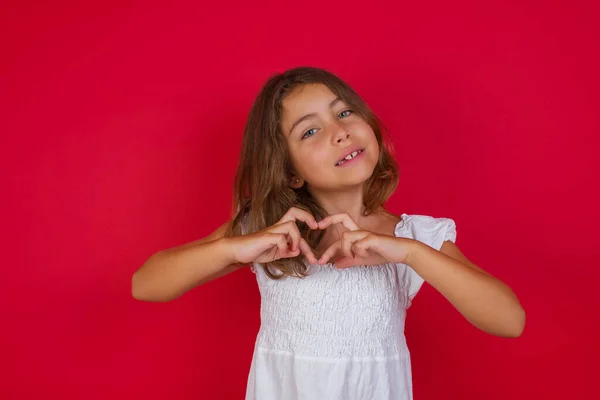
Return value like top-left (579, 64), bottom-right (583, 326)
top-left (396, 213), bottom-right (456, 231)
top-left (394, 213), bottom-right (457, 249)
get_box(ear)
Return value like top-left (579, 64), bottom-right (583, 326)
top-left (289, 174), bottom-right (304, 189)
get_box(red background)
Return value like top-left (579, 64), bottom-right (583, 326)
top-left (2, 1), bottom-right (598, 399)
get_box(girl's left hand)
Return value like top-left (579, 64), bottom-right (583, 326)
top-left (317, 213), bottom-right (415, 269)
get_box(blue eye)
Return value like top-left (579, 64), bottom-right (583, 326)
top-left (302, 128), bottom-right (318, 139)
top-left (338, 110), bottom-right (353, 118)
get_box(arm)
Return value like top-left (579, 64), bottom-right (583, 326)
top-left (405, 240), bottom-right (526, 338)
top-left (131, 220), bottom-right (242, 302)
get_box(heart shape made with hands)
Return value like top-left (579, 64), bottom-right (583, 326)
top-left (275, 208), bottom-right (408, 269)
top-left (313, 213), bottom-right (393, 268)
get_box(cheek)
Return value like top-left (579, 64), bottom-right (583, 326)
top-left (347, 119), bottom-right (376, 139)
top-left (357, 125), bottom-right (380, 163)
top-left (361, 125), bottom-right (379, 149)
top-left (368, 141), bottom-right (380, 165)
top-left (291, 145), bottom-right (331, 177)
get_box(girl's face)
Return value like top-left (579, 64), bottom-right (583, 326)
top-left (281, 84), bottom-right (380, 191)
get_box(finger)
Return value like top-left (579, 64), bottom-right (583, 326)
top-left (341, 233), bottom-right (355, 259)
top-left (271, 234), bottom-right (289, 253)
top-left (318, 241), bottom-right (341, 265)
top-left (352, 235), bottom-right (376, 258)
top-left (283, 221), bottom-right (302, 251)
top-left (280, 207), bottom-right (319, 229)
top-left (318, 213), bottom-right (359, 231)
top-left (340, 231), bottom-right (370, 259)
top-left (298, 238), bottom-right (318, 264)
top-left (351, 242), bottom-right (370, 258)
top-left (333, 257), bottom-right (355, 269)
top-left (275, 234), bottom-right (301, 258)
top-left (269, 221), bottom-right (301, 251)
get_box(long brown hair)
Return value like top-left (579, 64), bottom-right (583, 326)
top-left (225, 66), bottom-right (399, 279)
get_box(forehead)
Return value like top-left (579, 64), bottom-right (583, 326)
top-left (281, 83), bottom-right (337, 118)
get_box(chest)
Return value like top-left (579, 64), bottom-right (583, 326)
top-left (314, 217), bottom-right (401, 267)
top-left (257, 263), bottom-right (409, 337)
top-left (320, 251), bottom-right (391, 267)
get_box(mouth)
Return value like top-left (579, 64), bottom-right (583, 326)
top-left (335, 148), bottom-right (364, 166)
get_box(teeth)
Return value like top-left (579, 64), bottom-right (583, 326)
top-left (337, 150), bottom-right (362, 165)
top-left (344, 151), bottom-right (359, 160)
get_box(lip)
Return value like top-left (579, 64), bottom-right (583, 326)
top-left (335, 147), bottom-right (365, 166)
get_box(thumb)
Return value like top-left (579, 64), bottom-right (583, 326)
top-left (333, 256), bottom-right (354, 269)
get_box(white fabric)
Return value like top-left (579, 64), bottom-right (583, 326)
top-left (244, 214), bottom-right (457, 400)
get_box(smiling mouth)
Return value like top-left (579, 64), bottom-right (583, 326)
top-left (335, 149), bottom-right (364, 166)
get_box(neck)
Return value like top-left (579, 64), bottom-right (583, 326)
top-left (308, 185), bottom-right (373, 224)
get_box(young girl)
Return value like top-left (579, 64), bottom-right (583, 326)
top-left (132, 66), bottom-right (526, 400)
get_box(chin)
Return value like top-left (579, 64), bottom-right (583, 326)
top-left (340, 167), bottom-right (376, 186)
top-left (311, 157), bottom-right (378, 189)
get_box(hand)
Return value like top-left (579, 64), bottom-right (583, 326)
top-left (230, 207), bottom-right (320, 265)
top-left (317, 213), bottom-right (414, 269)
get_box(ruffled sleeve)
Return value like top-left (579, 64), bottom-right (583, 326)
top-left (394, 214), bottom-right (457, 304)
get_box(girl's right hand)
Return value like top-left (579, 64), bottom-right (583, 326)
top-left (229, 207), bottom-right (320, 265)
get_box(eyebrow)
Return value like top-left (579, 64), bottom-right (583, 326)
top-left (288, 97), bottom-right (343, 136)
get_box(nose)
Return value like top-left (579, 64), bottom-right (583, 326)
top-left (332, 122), bottom-right (351, 144)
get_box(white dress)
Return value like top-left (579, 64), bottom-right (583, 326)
top-left (244, 214), bottom-right (457, 400)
